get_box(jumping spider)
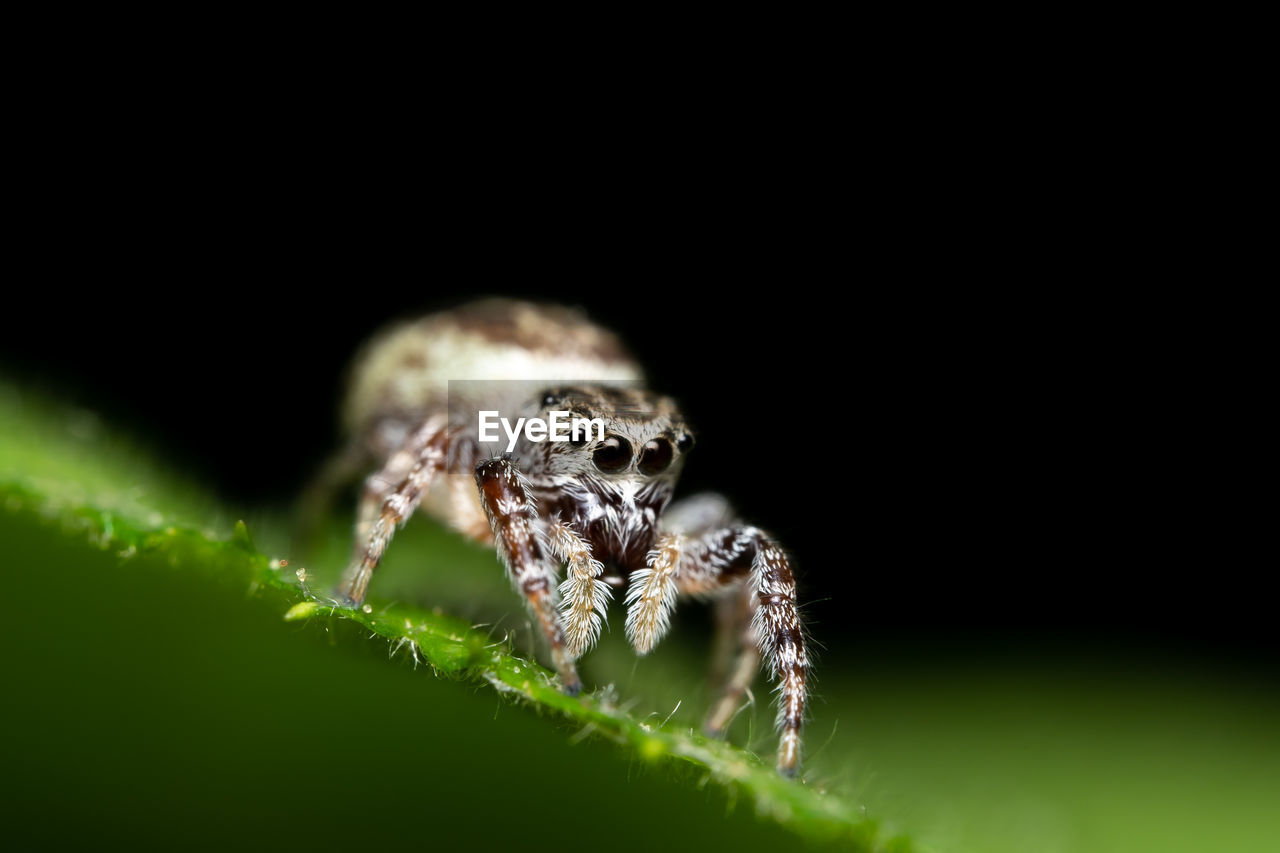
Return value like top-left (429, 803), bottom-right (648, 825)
top-left (320, 299), bottom-right (810, 776)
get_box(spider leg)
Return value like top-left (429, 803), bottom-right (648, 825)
top-left (703, 585), bottom-right (759, 738)
top-left (337, 415), bottom-right (449, 607)
top-left (548, 520), bottom-right (611, 659)
top-left (475, 457), bottom-right (581, 695)
top-left (659, 493), bottom-right (758, 735)
top-left (748, 532), bottom-right (808, 776)
top-left (639, 493), bottom-right (809, 777)
top-left (709, 587), bottom-right (744, 689)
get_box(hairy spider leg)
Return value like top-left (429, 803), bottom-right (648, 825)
top-left (625, 495), bottom-right (810, 777)
top-left (475, 457), bottom-right (581, 695)
top-left (338, 415), bottom-right (450, 606)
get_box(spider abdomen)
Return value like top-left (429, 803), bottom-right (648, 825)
top-left (343, 298), bottom-right (642, 446)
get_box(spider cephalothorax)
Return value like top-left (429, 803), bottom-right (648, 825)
top-left (527, 386), bottom-right (691, 579)
top-left (320, 300), bottom-right (810, 776)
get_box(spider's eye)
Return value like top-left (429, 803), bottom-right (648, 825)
top-left (676, 433), bottom-right (694, 453)
top-left (638, 438), bottom-right (674, 475)
top-left (592, 435), bottom-right (632, 473)
top-left (542, 393), bottom-right (560, 408)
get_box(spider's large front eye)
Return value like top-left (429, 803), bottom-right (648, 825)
top-left (592, 435), bottom-right (632, 473)
top-left (638, 438), bottom-right (674, 475)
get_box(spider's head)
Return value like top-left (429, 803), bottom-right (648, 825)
top-left (536, 385), bottom-right (694, 484)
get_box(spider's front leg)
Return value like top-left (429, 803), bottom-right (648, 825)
top-left (625, 508), bottom-right (809, 777)
top-left (475, 458), bottom-right (581, 695)
top-left (746, 531), bottom-right (809, 776)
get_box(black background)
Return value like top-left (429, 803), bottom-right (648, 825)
top-left (0, 201), bottom-right (1265, 672)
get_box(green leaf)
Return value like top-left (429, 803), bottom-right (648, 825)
top-left (9, 380), bottom-right (1280, 853)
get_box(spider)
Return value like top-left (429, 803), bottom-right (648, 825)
top-left (320, 299), bottom-right (810, 776)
